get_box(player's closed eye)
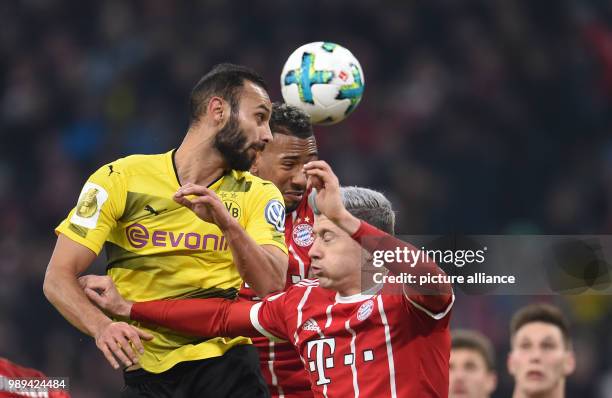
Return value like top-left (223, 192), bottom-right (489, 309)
top-left (322, 231), bottom-right (335, 243)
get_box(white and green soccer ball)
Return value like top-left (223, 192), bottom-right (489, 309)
top-left (280, 42), bottom-right (365, 125)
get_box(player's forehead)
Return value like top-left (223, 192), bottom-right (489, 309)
top-left (269, 134), bottom-right (318, 158)
top-left (451, 348), bottom-right (488, 367)
top-left (313, 215), bottom-right (344, 235)
top-left (513, 322), bottom-right (564, 345)
top-left (239, 81), bottom-right (271, 112)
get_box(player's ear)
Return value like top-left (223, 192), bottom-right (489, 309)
top-left (207, 96), bottom-right (228, 126)
top-left (507, 352), bottom-right (516, 376)
top-left (563, 350), bottom-right (576, 376)
top-left (485, 372), bottom-right (498, 394)
top-left (250, 152), bottom-right (262, 175)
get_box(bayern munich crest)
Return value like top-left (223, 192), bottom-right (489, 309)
top-left (292, 223), bottom-right (314, 247)
top-left (357, 300), bottom-right (374, 321)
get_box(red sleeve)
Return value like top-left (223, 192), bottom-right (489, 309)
top-left (351, 221), bottom-right (453, 316)
top-left (130, 298), bottom-right (259, 338)
top-left (249, 291), bottom-right (291, 342)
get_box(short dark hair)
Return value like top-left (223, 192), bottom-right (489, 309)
top-left (510, 303), bottom-right (571, 348)
top-left (270, 103), bottom-right (314, 139)
top-left (189, 63), bottom-right (268, 125)
top-left (452, 329), bottom-right (496, 371)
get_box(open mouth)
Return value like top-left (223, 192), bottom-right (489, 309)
top-left (310, 265), bottom-right (323, 276)
top-left (526, 370), bottom-right (545, 381)
top-left (285, 191), bottom-right (304, 201)
top-left (450, 381), bottom-right (468, 395)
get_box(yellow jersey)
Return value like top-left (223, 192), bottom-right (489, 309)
top-left (56, 149), bottom-right (287, 373)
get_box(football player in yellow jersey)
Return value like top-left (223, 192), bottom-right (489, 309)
top-left (43, 63), bottom-right (288, 397)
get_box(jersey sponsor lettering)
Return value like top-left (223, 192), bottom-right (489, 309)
top-left (125, 223), bottom-right (229, 251)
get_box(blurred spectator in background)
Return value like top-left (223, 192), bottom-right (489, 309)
top-left (450, 329), bottom-right (497, 398)
top-left (507, 303), bottom-right (575, 398)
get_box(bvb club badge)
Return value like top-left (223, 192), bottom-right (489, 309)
top-left (76, 188), bottom-right (99, 218)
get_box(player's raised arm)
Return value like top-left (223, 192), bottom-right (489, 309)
top-left (304, 160), bottom-right (453, 315)
top-left (174, 182), bottom-right (288, 297)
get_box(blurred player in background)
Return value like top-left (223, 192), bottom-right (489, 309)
top-left (80, 160), bottom-right (454, 397)
top-left (244, 102), bottom-right (317, 397)
top-left (43, 63), bottom-right (288, 397)
top-left (507, 303), bottom-right (575, 398)
top-left (0, 357), bottom-right (71, 397)
top-left (449, 329), bottom-right (497, 398)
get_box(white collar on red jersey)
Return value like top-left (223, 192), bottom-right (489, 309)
top-left (334, 283), bottom-right (383, 303)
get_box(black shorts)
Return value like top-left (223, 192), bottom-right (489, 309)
top-left (121, 344), bottom-right (270, 398)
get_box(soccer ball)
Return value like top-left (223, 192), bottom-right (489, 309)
top-left (280, 42), bottom-right (365, 125)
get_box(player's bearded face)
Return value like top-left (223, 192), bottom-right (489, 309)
top-left (214, 109), bottom-right (265, 171)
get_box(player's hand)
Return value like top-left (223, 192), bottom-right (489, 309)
top-left (93, 320), bottom-right (153, 370)
top-left (303, 160), bottom-right (345, 221)
top-left (304, 160), bottom-right (361, 235)
top-left (173, 183), bottom-right (234, 230)
top-left (79, 275), bottom-right (133, 318)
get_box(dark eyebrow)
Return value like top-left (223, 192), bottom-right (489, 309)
top-left (281, 152), bottom-right (318, 160)
top-left (315, 227), bottom-right (334, 237)
top-left (279, 154), bottom-right (300, 160)
top-left (256, 103), bottom-right (271, 114)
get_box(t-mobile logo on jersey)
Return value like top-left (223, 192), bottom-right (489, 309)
top-left (307, 337), bottom-right (336, 386)
top-left (306, 337), bottom-right (377, 386)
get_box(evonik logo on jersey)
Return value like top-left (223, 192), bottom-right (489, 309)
top-left (125, 223), bottom-right (229, 251)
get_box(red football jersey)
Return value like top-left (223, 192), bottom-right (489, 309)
top-left (250, 280), bottom-right (453, 398)
top-left (238, 194), bottom-right (315, 398)
top-left (0, 357), bottom-right (71, 398)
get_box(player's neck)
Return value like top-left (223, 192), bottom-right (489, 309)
top-left (336, 286), bottom-right (362, 297)
top-left (512, 382), bottom-right (565, 398)
top-left (335, 279), bottom-right (380, 298)
top-left (175, 132), bottom-right (226, 186)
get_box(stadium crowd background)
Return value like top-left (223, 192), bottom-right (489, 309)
top-left (1, 0), bottom-right (612, 396)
